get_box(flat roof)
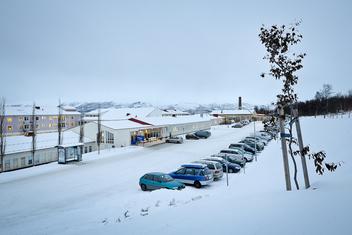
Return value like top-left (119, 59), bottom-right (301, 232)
top-left (100, 120), bottom-right (151, 130)
top-left (5, 131), bottom-right (93, 154)
top-left (210, 109), bottom-right (254, 115)
top-left (5, 105), bottom-right (81, 116)
top-left (130, 115), bottom-right (212, 126)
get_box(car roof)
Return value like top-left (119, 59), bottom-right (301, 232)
top-left (181, 163), bottom-right (207, 169)
top-left (146, 172), bottom-right (168, 176)
top-left (194, 160), bottom-right (216, 165)
top-left (205, 156), bottom-right (224, 161)
top-left (222, 148), bottom-right (240, 152)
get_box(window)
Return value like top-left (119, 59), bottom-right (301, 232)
top-left (21, 157), bottom-right (25, 167)
top-left (35, 116), bottom-right (39, 121)
top-left (89, 146), bottom-right (92, 152)
top-left (185, 168), bottom-right (195, 175)
top-left (105, 131), bottom-right (114, 144)
top-left (49, 123), bottom-right (52, 128)
top-left (207, 164), bottom-right (215, 170)
top-left (144, 174), bottom-right (153, 181)
top-left (7, 126), bottom-right (13, 131)
top-left (5, 160), bottom-right (10, 170)
top-left (84, 147), bottom-right (88, 153)
top-left (24, 116), bottom-right (29, 121)
top-left (154, 175), bottom-right (162, 182)
top-left (7, 117), bottom-right (12, 123)
top-left (175, 168), bottom-right (186, 175)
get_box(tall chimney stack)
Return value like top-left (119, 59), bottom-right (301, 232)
top-left (238, 96), bottom-right (242, 110)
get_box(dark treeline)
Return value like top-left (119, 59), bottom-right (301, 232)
top-left (297, 94), bottom-right (352, 116)
top-left (254, 94), bottom-right (352, 117)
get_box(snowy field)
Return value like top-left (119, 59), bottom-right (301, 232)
top-left (0, 116), bottom-right (351, 235)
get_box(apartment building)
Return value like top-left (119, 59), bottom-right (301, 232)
top-left (2, 105), bottom-right (81, 136)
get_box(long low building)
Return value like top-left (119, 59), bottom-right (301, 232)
top-left (1, 131), bottom-right (95, 172)
top-left (71, 114), bottom-right (221, 148)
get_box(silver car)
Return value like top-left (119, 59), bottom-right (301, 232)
top-left (166, 136), bottom-right (184, 144)
top-left (193, 160), bottom-right (223, 180)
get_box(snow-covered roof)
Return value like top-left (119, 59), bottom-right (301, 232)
top-left (5, 131), bottom-right (93, 154)
top-left (130, 114), bottom-right (212, 126)
top-left (100, 120), bottom-right (151, 130)
top-left (210, 109), bottom-right (254, 115)
top-left (5, 105), bottom-right (81, 116)
top-left (86, 107), bottom-right (161, 120)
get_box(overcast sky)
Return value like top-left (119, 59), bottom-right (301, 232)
top-left (1, 0), bottom-right (351, 106)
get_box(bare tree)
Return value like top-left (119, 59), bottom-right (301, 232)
top-left (79, 112), bottom-right (85, 156)
top-left (259, 21), bottom-right (338, 190)
top-left (58, 100), bottom-right (63, 146)
top-left (0, 97), bottom-right (6, 172)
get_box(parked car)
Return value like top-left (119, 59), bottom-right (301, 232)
top-left (245, 136), bottom-right (268, 146)
top-left (185, 133), bottom-right (200, 140)
top-left (254, 132), bottom-right (273, 140)
top-left (240, 139), bottom-right (264, 151)
top-left (194, 130), bottom-right (211, 139)
top-left (166, 136), bottom-right (184, 144)
top-left (139, 172), bottom-right (185, 191)
top-left (228, 143), bottom-right (256, 155)
top-left (240, 120), bottom-right (250, 125)
top-left (215, 153), bottom-right (246, 167)
top-left (231, 123), bottom-right (243, 128)
top-left (169, 164), bottom-right (213, 188)
top-left (193, 160), bottom-right (223, 180)
top-left (225, 147), bottom-right (254, 162)
top-left (203, 156), bottom-right (241, 173)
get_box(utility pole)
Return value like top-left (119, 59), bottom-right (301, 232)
top-left (58, 99), bottom-right (63, 146)
top-left (293, 108), bottom-right (310, 189)
top-left (31, 102), bottom-right (37, 166)
top-left (279, 107), bottom-right (292, 191)
top-left (97, 106), bottom-right (101, 155)
top-left (79, 112), bottom-right (85, 160)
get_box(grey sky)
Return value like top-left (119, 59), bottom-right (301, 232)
top-left (1, 0), bottom-right (351, 106)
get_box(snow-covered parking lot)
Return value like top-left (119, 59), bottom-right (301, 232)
top-left (1, 116), bottom-right (351, 235)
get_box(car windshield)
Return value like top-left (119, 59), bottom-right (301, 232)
top-left (161, 174), bottom-right (174, 182)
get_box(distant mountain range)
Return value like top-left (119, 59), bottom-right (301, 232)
top-left (71, 101), bottom-right (267, 114)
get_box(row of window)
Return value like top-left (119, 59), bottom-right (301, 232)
top-left (97, 131), bottom-right (115, 144)
top-left (6, 115), bottom-right (78, 123)
top-left (5, 122), bottom-right (77, 132)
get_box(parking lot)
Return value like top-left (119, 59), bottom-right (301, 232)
top-left (0, 122), bottom-right (265, 234)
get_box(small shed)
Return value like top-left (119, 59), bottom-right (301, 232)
top-left (57, 143), bottom-right (83, 164)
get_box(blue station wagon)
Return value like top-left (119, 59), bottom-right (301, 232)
top-left (139, 172), bottom-right (185, 191)
top-left (169, 164), bottom-right (213, 188)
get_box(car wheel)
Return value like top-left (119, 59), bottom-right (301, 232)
top-left (194, 181), bottom-right (202, 188)
top-left (141, 184), bottom-right (147, 191)
top-left (229, 168), bottom-right (234, 173)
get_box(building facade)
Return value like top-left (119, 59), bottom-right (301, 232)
top-left (3, 105), bottom-right (81, 136)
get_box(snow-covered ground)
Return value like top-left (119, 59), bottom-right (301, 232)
top-left (0, 116), bottom-right (351, 235)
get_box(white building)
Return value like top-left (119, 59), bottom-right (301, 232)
top-left (1, 131), bottom-right (95, 172)
top-left (73, 109), bottom-right (217, 148)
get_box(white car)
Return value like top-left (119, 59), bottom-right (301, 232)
top-left (193, 160), bottom-right (223, 180)
top-left (220, 148), bottom-right (253, 162)
top-left (166, 136), bottom-right (184, 144)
